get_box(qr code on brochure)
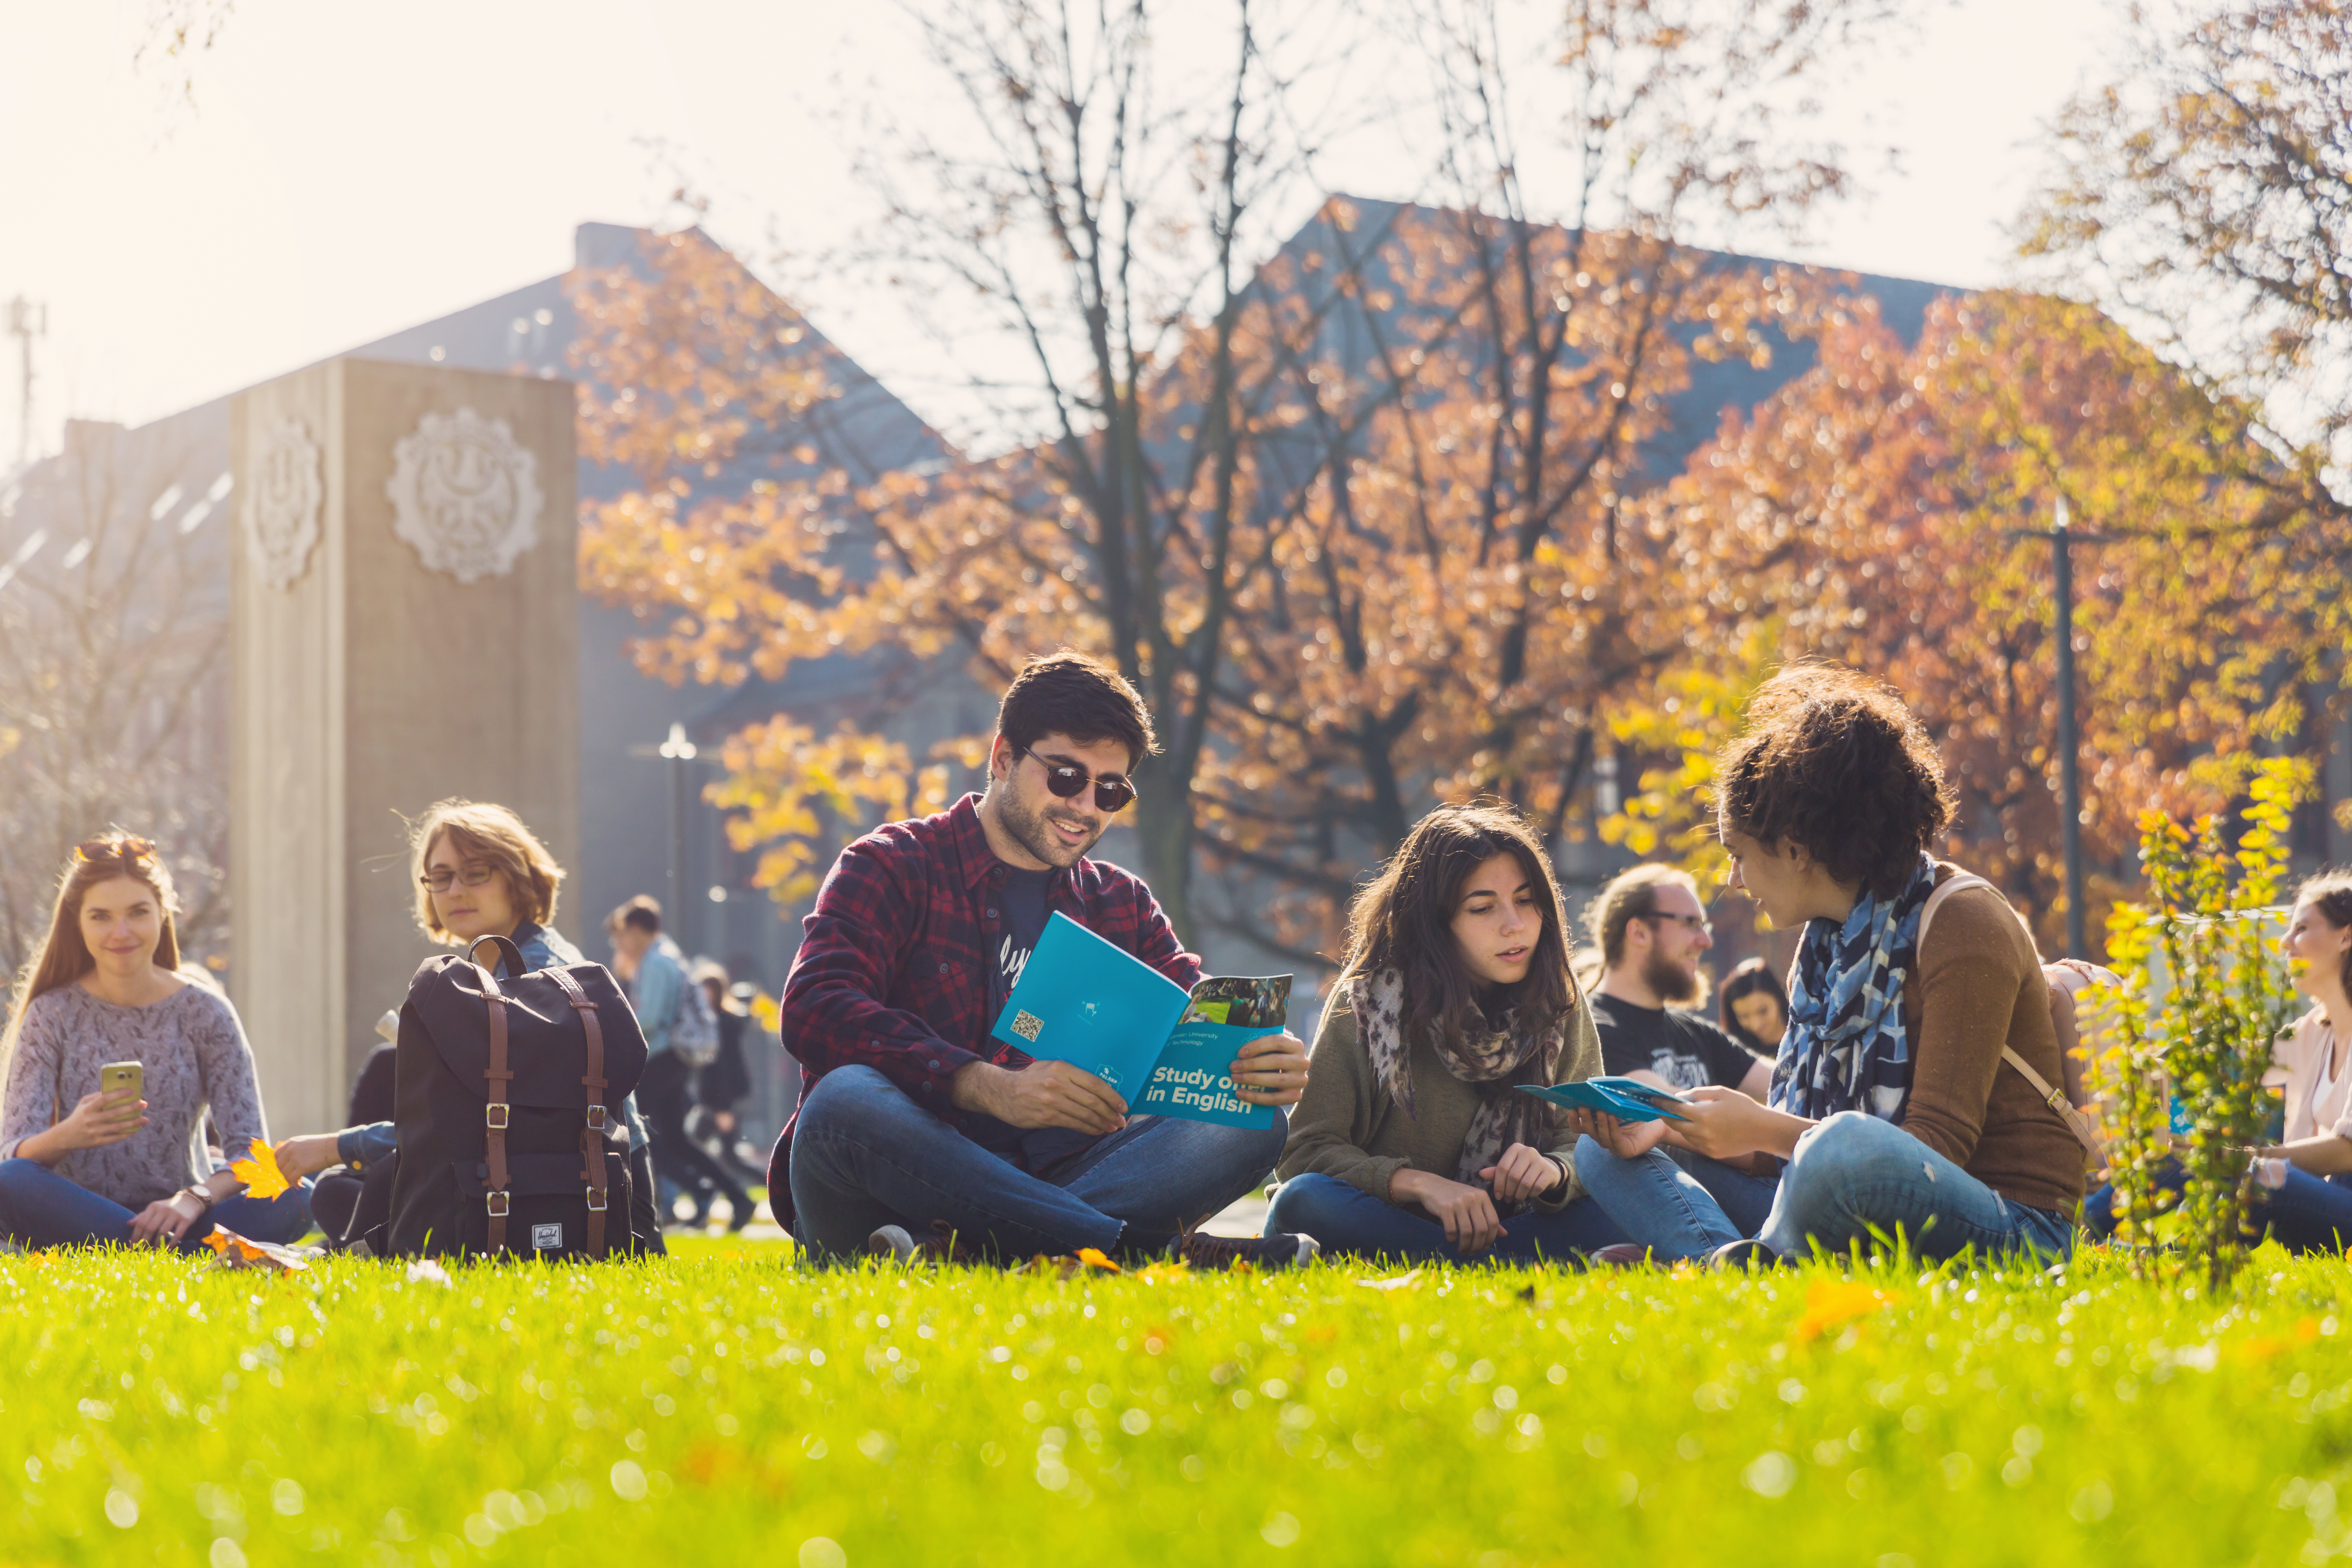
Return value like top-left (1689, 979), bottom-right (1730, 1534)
top-left (1011, 1010), bottom-right (1044, 1043)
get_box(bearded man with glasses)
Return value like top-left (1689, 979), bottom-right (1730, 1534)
top-left (1553, 863), bottom-right (1781, 1260)
top-left (772, 650), bottom-right (1320, 1269)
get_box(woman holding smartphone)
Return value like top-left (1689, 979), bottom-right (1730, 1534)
top-left (1266, 804), bottom-right (1629, 1262)
top-left (0, 835), bottom-right (309, 1250)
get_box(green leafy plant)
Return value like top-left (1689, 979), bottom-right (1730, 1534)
top-left (2095, 758), bottom-right (2307, 1285)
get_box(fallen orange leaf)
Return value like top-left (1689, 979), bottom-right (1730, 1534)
top-left (1791, 1278), bottom-right (1901, 1342)
top-left (228, 1138), bottom-right (291, 1200)
top-left (203, 1226), bottom-right (309, 1273)
top-left (1074, 1247), bottom-right (1121, 1273)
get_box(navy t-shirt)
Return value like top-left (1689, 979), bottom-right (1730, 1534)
top-left (989, 867), bottom-right (1053, 1018)
top-left (969, 866), bottom-right (1093, 1172)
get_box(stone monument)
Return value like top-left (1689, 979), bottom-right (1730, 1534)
top-left (229, 359), bottom-right (579, 1134)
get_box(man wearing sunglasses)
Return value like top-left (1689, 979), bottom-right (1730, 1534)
top-left (771, 650), bottom-right (1319, 1269)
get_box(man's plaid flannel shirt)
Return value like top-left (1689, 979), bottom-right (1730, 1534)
top-left (764, 793), bottom-right (1200, 1232)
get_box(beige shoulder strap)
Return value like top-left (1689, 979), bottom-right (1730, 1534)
top-left (1913, 870), bottom-right (2104, 1157)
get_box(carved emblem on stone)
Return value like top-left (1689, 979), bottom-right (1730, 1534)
top-left (385, 406), bottom-right (542, 583)
top-left (245, 416), bottom-right (322, 590)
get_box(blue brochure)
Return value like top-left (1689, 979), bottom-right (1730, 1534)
top-left (1517, 1075), bottom-right (1691, 1123)
top-left (989, 913), bottom-right (1285, 1129)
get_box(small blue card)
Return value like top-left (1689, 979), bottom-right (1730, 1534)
top-left (989, 912), bottom-right (1287, 1128)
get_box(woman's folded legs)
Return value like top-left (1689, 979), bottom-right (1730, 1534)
top-left (1265, 1171), bottom-right (1626, 1265)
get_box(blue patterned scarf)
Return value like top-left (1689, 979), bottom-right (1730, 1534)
top-left (1770, 853), bottom-right (1940, 1122)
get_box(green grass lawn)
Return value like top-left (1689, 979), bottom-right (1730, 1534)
top-left (4, 1238), bottom-right (2349, 1566)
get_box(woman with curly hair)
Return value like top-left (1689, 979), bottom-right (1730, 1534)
top-left (1266, 804), bottom-right (1630, 1262)
top-left (1573, 665), bottom-right (2083, 1265)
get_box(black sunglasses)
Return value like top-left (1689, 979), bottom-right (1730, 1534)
top-left (1017, 747), bottom-right (1138, 814)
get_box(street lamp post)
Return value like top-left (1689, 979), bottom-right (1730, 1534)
top-left (658, 722), bottom-right (698, 952)
top-left (2050, 499), bottom-right (2086, 961)
top-left (2009, 497), bottom-right (2110, 959)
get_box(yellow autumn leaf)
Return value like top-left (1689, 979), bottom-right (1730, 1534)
top-left (228, 1138), bottom-right (291, 1200)
top-left (1074, 1247), bottom-right (1121, 1273)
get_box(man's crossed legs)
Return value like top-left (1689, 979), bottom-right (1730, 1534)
top-left (789, 1065), bottom-right (1294, 1262)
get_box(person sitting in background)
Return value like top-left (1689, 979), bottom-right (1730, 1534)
top-left (1574, 665), bottom-right (2084, 1266)
top-left (0, 835), bottom-right (310, 1250)
top-left (1267, 804), bottom-right (1630, 1263)
top-left (1720, 956), bottom-right (1790, 1056)
top-left (274, 801), bottom-right (663, 1250)
top-left (688, 961), bottom-right (765, 1186)
top-left (612, 898), bottom-right (753, 1232)
top-left (776, 650), bottom-right (1315, 1267)
top-left (2084, 871), bottom-right (2352, 1251)
top-left (1582, 866), bottom-right (1772, 1097)
top-left (1564, 864), bottom-right (1777, 1255)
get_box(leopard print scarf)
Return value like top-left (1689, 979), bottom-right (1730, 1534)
top-left (1349, 969), bottom-right (1566, 1207)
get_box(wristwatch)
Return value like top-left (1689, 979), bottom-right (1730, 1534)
top-left (171, 1187), bottom-right (215, 1216)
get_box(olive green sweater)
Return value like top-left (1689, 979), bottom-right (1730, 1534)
top-left (1276, 993), bottom-right (1604, 1212)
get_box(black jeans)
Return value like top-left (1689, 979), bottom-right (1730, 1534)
top-left (640, 1050), bottom-right (754, 1223)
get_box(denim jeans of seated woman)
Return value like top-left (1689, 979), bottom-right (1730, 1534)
top-left (1568, 1138), bottom-right (1780, 1261)
top-left (0, 1158), bottom-right (315, 1251)
top-left (1572, 1112), bottom-right (2074, 1262)
top-left (788, 1065), bottom-right (1289, 1261)
top-left (2085, 1157), bottom-right (2352, 1254)
top-left (1264, 1172), bottom-right (1629, 1264)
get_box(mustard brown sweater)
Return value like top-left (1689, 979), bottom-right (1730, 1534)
top-left (1895, 864), bottom-right (2085, 1216)
top-left (1276, 992), bottom-right (1604, 1212)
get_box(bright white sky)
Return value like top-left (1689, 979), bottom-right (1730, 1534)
top-left (0, 0), bottom-right (2116, 459)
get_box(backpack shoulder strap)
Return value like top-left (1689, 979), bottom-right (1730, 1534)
top-left (1914, 871), bottom-right (1994, 951)
top-left (2000, 1042), bottom-right (2105, 1155)
top-left (1914, 870), bottom-right (2103, 1158)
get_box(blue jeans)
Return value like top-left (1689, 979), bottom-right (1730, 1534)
top-left (1575, 1113), bottom-right (2073, 1262)
top-left (788, 1065), bottom-right (1288, 1261)
top-left (1264, 1172), bottom-right (1629, 1264)
top-left (2086, 1158), bottom-right (2352, 1253)
top-left (1572, 1138), bottom-right (1782, 1261)
top-left (0, 1158), bottom-right (315, 1252)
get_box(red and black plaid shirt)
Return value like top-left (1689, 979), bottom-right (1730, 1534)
top-left (765, 793), bottom-right (1199, 1230)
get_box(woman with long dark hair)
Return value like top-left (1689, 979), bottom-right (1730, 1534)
top-left (1718, 957), bottom-right (1789, 1054)
top-left (1574, 665), bottom-right (2084, 1265)
top-left (0, 835), bottom-right (309, 1249)
top-left (1266, 804), bottom-right (1628, 1262)
top-left (2084, 870), bottom-right (2352, 1250)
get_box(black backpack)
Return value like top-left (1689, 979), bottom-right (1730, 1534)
top-left (384, 936), bottom-right (658, 1261)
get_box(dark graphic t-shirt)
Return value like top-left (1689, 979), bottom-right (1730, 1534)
top-left (972, 866), bottom-right (1091, 1172)
top-left (990, 867), bottom-right (1054, 1018)
top-left (1588, 993), bottom-right (1765, 1092)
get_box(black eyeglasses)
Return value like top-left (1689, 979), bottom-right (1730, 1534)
top-left (1645, 911), bottom-right (1713, 938)
top-left (1018, 747), bottom-right (1138, 814)
top-left (419, 863), bottom-right (500, 894)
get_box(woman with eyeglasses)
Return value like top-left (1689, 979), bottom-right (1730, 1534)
top-left (1570, 666), bottom-right (2084, 1267)
top-left (0, 834), bottom-right (311, 1250)
top-left (271, 800), bottom-right (664, 1250)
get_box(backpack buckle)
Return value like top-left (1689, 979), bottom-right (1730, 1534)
top-left (486, 1191), bottom-right (510, 1218)
top-left (486, 1102), bottom-right (510, 1129)
top-left (585, 1187), bottom-right (608, 1213)
top-left (585, 1105), bottom-right (607, 1130)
